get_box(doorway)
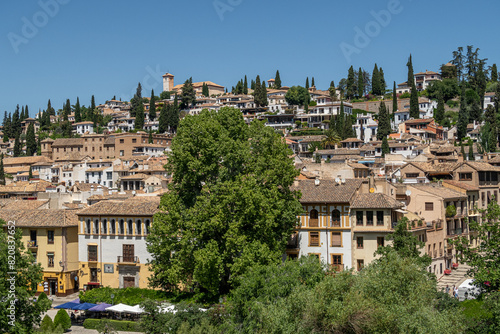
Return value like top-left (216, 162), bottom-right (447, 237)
top-left (123, 277), bottom-right (135, 288)
top-left (49, 280), bottom-right (57, 296)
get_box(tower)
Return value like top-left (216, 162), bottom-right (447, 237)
top-left (162, 73), bottom-right (174, 92)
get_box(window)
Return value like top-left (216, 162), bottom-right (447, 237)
top-left (331, 232), bottom-right (342, 247)
top-left (356, 211), bottom-right (363, 225)
top-left (377, 236), bottom-right (384, 248)
top-left (120, 139), bottom-right (124, 144)
top-left (357, 259), bottom-right (364, 271)
top-left (127, 220), bottom-right (133, 235)
top-left (376, 211), bottom-right (384, 226)
top-left (47, 252), bottom-right (54, 267)
top-left (331, 254), bottom-right (343, 271)
top-left (425, 202), bottom-right (433, 211)
top-left (119, 219), bottom-right (125, 234)
top-left (309, 209), bottom-right (319, 227)
top-left (145, 219), bottom-right (150, 235)
top-left (331, 209), bottom-right (341, 227)
top-left (85, 219), bottom-right (91, 234)
top-left (47, 230), bottom-right (54, 244)
top-left (120, 150), bottom-right (124, 156)
top-left (459, 173), bottom-right (472, 181)
top-left (136, 220), bottom-right (142, 235)
top-left (94, 219), bottom-right (99, 234)
top-left (102, 219), bottom-right (107, 234)
top-left (309, 232), bottom-right (320, 246)
top-left (406, 173), bottom-right (419, 178)
top-left (110, 219), bottom-right (116, 234)
top-left (366, 211), bottom-right (373, 225)
top-left (357, 236), bottom-right (364, 249)
top-left (88, 245), bottom-right (98, 261)
top-left (107, 172), bottom-right (112, 180)
top-left (132, 138), bottom-right (137, 143)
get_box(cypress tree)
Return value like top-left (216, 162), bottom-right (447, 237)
top-left (148, 130), bottom-right (153, 144)
top-left (274, 71), bottom-right (281, 89)
top-left (37, 135), bottom-right (41, 156)
top-left (261, 81), bottom-right (268, 107)
top-left (381, 137), bottom-right (390, 157)
top-left (372, 64), bottom-right (380, 95)
top-left (26, 105), bottom-right (29, 119)
top-left (410, 84), bottom-right (419, 119)
top-left (392, 81), bottom-right (397, 120)
top-left (21, 106), bottom-right (26, 121)
top-left (435, 91), bottom-right (445, 125)
top-left (12, 105), bottom-right (21, 137)
top-left (346, 66), bottom-right (356, 100)
top-left (407, 54), bottom-right (414, 88)
top-left (457, 87), bottom-right (469, 141)
top-left (243, 75), bottom-right (248, 94)
top-left (305, 77), bottom-right (309, 90)
top-left (254, 76), bottom-right (262, 106)
top-left (329, 81), bottom-right (337, 101)
top-left (130, 84), bottom-right (141, 118)
top-left (135, 104), bottom-right (145, 130)
top-left (343, 113), bottom-right (355, 138)
top-left (74, 97), bottom-right (81, 123)
top-left (377, 101), bottom-right (390, 140)
top-left (490, 64), bottom-right (497, 82)
top-left (63, 99), bottom-right (71, 121)
top-left (358, 67), bottom-right (364, 98)
top-left (379, 67), bottom-right (386, 94)
top-left (468, 140), bottom-right (475, 161)
top-left (13, 133), bottom-right (21, 157)
top-left (158, 103), bottom-right (168, 133)
top-left (28, 166), bottom-right (33, 179)
top-left (26, 123), bottom-right (36, 156)
top-left (180, 78), bottom-right (196, 109)
top-left (251, 79), bottom-right (255, 90)
top-left (149, 89), bottom-right (156, 121)
top-left (0, 156), bottom-right (4, 185)
top-left (311, 77), bottom-right (315, 88)
top-left (460, 141), bottom-right (465, 157)
top-left (337, 100), bottom-right (345, 138)
top-left (47, 99), bottom-right (55, 116)
top-left (91, 95), bottom-right (96, 113)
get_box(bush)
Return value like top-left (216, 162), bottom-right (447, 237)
top-left (446, 99), bottom-right (459, 108)
top-left (446, 205), bottom-right (457, 218)
top-left (36, 292), bottom-right (52, 311)
top-left (79, 287), bottom-right (168, 305)
top-left (83, 319), bottom-right (142, 332)
top-left (53, 309), bottom-right (71, 331)
top-left (39, 315), bottom-right (54, 332)
top-left (399, 92), bottom-right (411, 99)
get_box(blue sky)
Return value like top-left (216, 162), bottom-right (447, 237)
top-left (1, 0), bottom-right (499, 115)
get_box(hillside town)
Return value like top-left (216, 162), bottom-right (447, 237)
top-left (2, 51), bottom-right (500, 302)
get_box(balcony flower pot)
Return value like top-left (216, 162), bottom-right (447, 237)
top-left (452, 263), bottom-right (459, 269)
top-left (444, 269), bottom-right (452, 275)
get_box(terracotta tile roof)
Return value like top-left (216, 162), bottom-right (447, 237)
top-left (292, 179), bottom-right (363, 203)
top-left (55, 153), bottom-right (89, 162)
top-left (348, 162), bottom-right (369, 169)
top-left (0, 199), bottom-right (49, 210)
top-left (86, 167), bottom-right (110, 172)
top-left (455, 161), bottom-right (500, 172)
top-left (410, 184), bottom-right (466, 200)
top-left (4, 166), bottom-right (30, 174)
top-left (3, 156), bottom-right (52, 166)
top-left (120, 173), bottom-right (149, 180)
top-left (442, 180), bottom-right (479, 191)
top-left (0, 209), bottom-right (79, 227)
top-left (0, 180), bottom-right (53, 193)
top-left (70, 182), bottom-right (109, 192)
top-left (350, 193), bottom-right (404, 209)
top-left (341, 138), bottom-right (364, 143)
top-left (77, 197), bottom-right (160, 216)
top-left (51, 138), bottom-right (84, 147)
top-left (62, 202), bottom-right (88, 209)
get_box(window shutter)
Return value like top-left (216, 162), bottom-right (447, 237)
top-left (331, 232), bottom-right (341, 247)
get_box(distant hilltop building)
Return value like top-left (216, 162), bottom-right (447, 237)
top-left (162, 73), bottom-right (174, 92)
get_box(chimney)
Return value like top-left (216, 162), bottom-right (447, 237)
top-left (315, 177), bottom-right (320, 186)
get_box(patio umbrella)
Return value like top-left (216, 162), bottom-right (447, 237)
top-left (54, 302), bottom-right (80, 310)
top-left (105, 303), bottom-right (134, 313)
top-left (70, 298), bottom-right (80, 303)
top-left (128, 305), bottom-right (145, 314)
top-left (72, 302), bottom-right (97, 310)
top-left (88, 303), bottom-right (112, 312)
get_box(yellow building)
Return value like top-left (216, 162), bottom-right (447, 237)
top-left (0, 203), bottom-right (79, 296)
top-left (76, 196), bottom-right (160, 290)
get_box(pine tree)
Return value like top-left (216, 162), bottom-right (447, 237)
top-left (372, 64), bottom-right (380, 95)
top-left (337, 100), bottom-right (345, 138)
top-left (305, 77), bottom-right (309, 90)
top-left (47, 99), bottom-right (55, 116)
top-left (491, 64), bottom-right (498, 82)
top-left (261, 81), bottom-right (268, 107)
top-left (243, 75), bottom-right (248, 94)
top-left (63, 99), bottom-right (71, 121)
top-left (13, 133), bottom-right (21, 157)
top-left (311, 77), bottom-right (315, 88)
top-left (12, 105), bottom-right (21, 137)
top-left (379, 67), bottom-right (386, 94)
top-left (158, 103), bottom-right (168, 133)
top-left (274, 71), bottom-right (281, 89)
top-left (468, 140), bottom-right (475, 160)
top-left (254, 75), bottom-right (262, 106)
top-left (381, 137), bottom-right (390, 157)
top-left (0, 156), bottom-right (4, 185)
top-left (26, 123), bottom-right (36, 156)
top-left (149, 89), bottom-right (156, 121)
top-left (250, 79), bottom-right (255, 90)
top-left (346, 66), bottom-right (356, 100)
top-left (74, 97), bottom-right (81, 123)
top-left (392, 81), bottom-right (397, 120)
top-left (358, 67), bottom-right (364, 98)
top-left (457, 88), bottom-right (469, 141)
top-left (377, 101), bottom-right (391, 140)
top-left (28, 166), bottom-right (33, 179)
top-left (343, 113), bottom-right (355, 138)
top-left (435, 91), bottom-right (445, 125)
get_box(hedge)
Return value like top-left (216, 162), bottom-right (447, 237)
top-left (83, 318), bottom-right (143, 332)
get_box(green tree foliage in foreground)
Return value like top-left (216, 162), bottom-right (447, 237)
top-left (147, 107), bottom-right (302, 298)
top-left (53, 309), bottom-right (71, 331)
top-left (0, 220), bottom-right (51, 333)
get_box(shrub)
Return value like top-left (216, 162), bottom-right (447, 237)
top-left (53, 309), bottom-right (71, 331)
top-left (446, 205), bottom-right (456, 218)
top-left (79, 287), bottom-right (168, 305)
top-left (83, 319), bottom-right (142, 332)
top-left (36, 292), bottom-right (52, 311)
top-left (39, 315), bottom-right (54, 332)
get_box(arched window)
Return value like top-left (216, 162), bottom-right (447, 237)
top-left (94, 219), bottom-right (99, 234)
top-left (310, 209), bottom-right (318, 219)
top-left (102, 219), bottom-right (107, 234)
top-left (86, 219), bottom-right (91, 234)
top-left (110, 219), bottom-right (116, 234)
top-left (331, 209), bottom-right (341, 227)
top-left (119, 219), bottom-right (125, 235)
top-left (309, 209), bottom-right (319, 227)
top-left (145, 219), bottom-right (150, 235)
top-left (136, 220), bottom-right (142, 235)
top-left (127, 219), bottom-right (133, 235)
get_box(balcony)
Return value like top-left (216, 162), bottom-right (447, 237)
top-left (309, 219), bottom-right (319, 227)
top-left (88, 255), bottom-right (98, 262)
top-left (433, 250), bottom-right (437, 258)
top-left (27, 240), bottom-right (37, 248)
top-left (117, 256), bottom-right (139, 265)
top-left (330, 264), bottom-right (344, 272)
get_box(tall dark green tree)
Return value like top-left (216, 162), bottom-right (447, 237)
top-left (328, 81), bottom-right (337, 102)
top-left (37, 135), bottom-right (41, 156)
top-left (47, 99), bottom-right (55, 116)
top-left (243, 75), bottom-right (248, 94)
top-left (346, 66), bottom-right (356, 100)
top-left (337, 100), bottom-right (345, 138)
top-left (274, 71), bottom-right (281, 89)
top-left (260, 81), bottom-right (268, 107)
top-left (180, 78), bottom-right (196, 109)
top-left (250, 79), bottom-right (255, 90)
top-left (63, 99), bottom-right (71, 121)
top-left (158, 103), bottom-right (168, 133)
top-left (311, 77), bottom-right (315, 88)
top-left (26, 123), bottom-right (36, 156)
top-left (254, 75), bottom-right (263, 106)
top-left (379, 67), bottom-right (386, 94)
top-left (468, 140), bottom-right (475, 161)
top-left (466, 89), bottom-right (482, 123)
top-left (435, 91), bottom-right (445, 125)
top-left (407, 55), bottom-right (419, 119)
top-left (74, 97), bottom-right (81, 123)
top-left (12, 105), bottom-right (21, 137)
top-left (130, 83), bottom-right (142, 118)
top-left (407, 54), bottom-right (414, 87)
top-left (0, 156), bottom-right (4, 185)
top-left (305, 77), bottom-right (309, 90)
top-left (381, 137), bottom-right (390, 157)
top-left (13, 133), bottom-right (21, 157)
top-left (392, 81), bottom-right (397, 120)
top-left (457, 87), bottom-right (469, 141)
top-left (149, 89), bottom-right (157, 121)
top-left (90, 95), bottom-right (96, 113)
top-left (491, 63), bottom-right (498, 82)
top-left (135, 104), bottom-right (145, 130)
top-left (343, 114), bottom-right (355, 139)
top-left (357, 67), bottom-right (364, 97)
top-left (377, 101), bottom-right (391, 139)
top-left (372, 64), bottom-right (380, 95)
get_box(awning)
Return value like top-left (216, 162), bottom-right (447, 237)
top-left (87, 282), bottom-right (100, 285)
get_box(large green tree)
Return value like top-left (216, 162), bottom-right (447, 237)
top-left (147, 107), bottom-right (302, 297)
top-left (0, 220), bottom-right (51, 332)
top-left (377, 101), bottom-right (391, 140)
top-left (372, 64), bottom-right (381, 95)
top-left (130, 83), bottom-right (143, 118)
top-left (274, 70), bottom-right (281, 89)
top-left (346, 66), bottom-right (356, 100)
top-left (149, 89), bottom-right (157, 121)
top-left (180, 78), bottom-right (196, 110)
top-left (74, 97), bottom-right (81, 123)
top-left (284, 86), bottom-right (309, 107)
top-left (25, 123), bottom-right (36, 156)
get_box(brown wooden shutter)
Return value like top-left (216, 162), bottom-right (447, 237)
top-left (331, 232), bottom-right (341, 247)
top-left (310, 232), bottom-right (319, 246)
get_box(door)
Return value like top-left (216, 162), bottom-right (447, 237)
top-left (123, 277), bottom-right (135, 288)
top-left (49, 281), bottom-right (56, 296)
top-left (123, 245), bottom-right (134, 263)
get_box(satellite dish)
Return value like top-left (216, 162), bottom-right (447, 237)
top-left (405, 190), bottom-right (411, 196)
top-left (369, 188), bottom-right (375, 193)
top-left (335, 177), bottom-right (340, 184)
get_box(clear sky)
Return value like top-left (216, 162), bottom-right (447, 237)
top-left (1, 0), bottom-right (499, 115)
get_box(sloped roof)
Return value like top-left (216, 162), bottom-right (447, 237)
top-left (411, 184), bottom-right (466, 200)
top-left (51, 138), bottom-right (84, 147)
top-left (0, 199), bottom-right (49, 210)
top-left (292, 179), bottom-right (363, 203)
top-left (0, 209), bottom-right (79, 227)
top-left (3, 156), bottom-right (52, 166)
top-left (350, 193), bottom-right (404, 209)
top-left (77, 197), bottom-right (160, 216)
